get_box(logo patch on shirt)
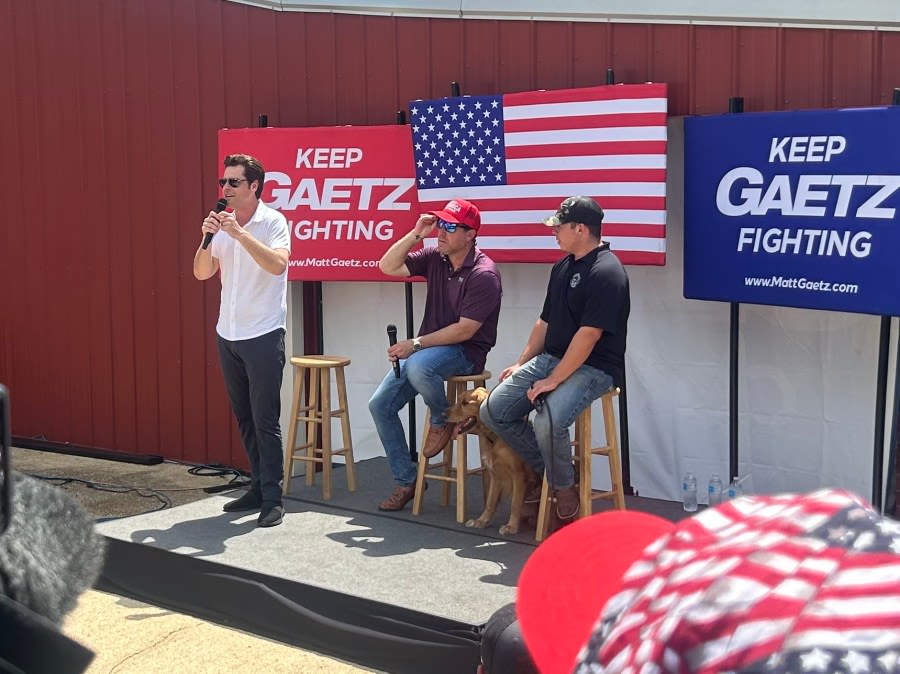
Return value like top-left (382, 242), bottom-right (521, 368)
top-left (570, 273), bottom-right (581, 289)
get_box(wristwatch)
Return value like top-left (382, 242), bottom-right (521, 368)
top-left (412, 337), bottom-right (423, 352)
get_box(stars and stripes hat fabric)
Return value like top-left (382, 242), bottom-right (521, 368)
top-left (517, 489), bottom-right (900, 674)
top-left (408, 83), bottom-right (668, 265)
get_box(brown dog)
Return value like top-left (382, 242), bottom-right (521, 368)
top-left (446, 387), bottom-right (539, 535)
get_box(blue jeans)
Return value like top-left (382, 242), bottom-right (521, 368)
top-left (368, 345), bottom-right (474, 486)
top-left (479, 353), bottom-right (614, 490)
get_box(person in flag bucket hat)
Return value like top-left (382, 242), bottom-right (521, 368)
top-left (515, 489), bottom-right (900, 674)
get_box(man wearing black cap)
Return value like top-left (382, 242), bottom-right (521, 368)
top-left (480, 196), bottom-right (629, 528)
top-left (369, 198), bottom-right (502, 512)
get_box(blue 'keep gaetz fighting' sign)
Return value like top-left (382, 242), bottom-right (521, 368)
top-left (684, 107), bottom-right (900, 316)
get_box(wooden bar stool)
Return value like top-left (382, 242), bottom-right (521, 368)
top-left (535, 387), bottom-right (625, 541)
top-left (283, 355), bottom-right (356, 500)
top-left (412, 371), bottom-right (491, 523)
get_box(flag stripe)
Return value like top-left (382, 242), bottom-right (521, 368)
top-left (486, 250), bottom-right (665, 265)
top-left (474, 223), bottom-right (666, 239)
top-left (504, 98), bottom-right (668, 120)
top-left (478, 209), bottom-right (666, 226)
top-left (471, 195), bottom-right (665, 212)
top-left (506, 126), bottom-right (667, 146)
top-left (424, 235), bottom-right (666, 253)
top-left (507, 154), bottom-right (666, 171)
top-left (588, 224), bottom-right (667, 238)
top-left (505, 112), bottom-right (668, 132)
top-left (506, 83), bottom-right (666, 106)
top-left (417, 181), bottom-right (666, 201)
top-left (506, 140), bottom-right (667, 159)
top-left (508, 168), bottom-right (667, 185)
top-left (410, 83), bottom-right (668, 265)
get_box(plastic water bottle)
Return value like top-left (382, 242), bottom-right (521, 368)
top-left (708, 474), bottom-right (724, 507)
top-left (682, 472), bottom-right (698, 512)
top-left (726, 476), bottom-right (744, 500)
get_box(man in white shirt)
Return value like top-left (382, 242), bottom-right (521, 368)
top-left (193, 154), bottom-right (291, 528)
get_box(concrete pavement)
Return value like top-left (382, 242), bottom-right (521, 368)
top-left (11, 447), bottom-right (380, 673)
top-left (64, 589), bottom-right (376, 673)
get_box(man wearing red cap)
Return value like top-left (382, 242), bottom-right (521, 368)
top-left (369, 198), bottom-right (502, 511)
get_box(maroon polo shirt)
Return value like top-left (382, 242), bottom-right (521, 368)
top-left (405, 246), bottom-right (502, 373)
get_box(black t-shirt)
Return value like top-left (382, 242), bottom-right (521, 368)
top-left (540, 243), bottom-right (630, 387)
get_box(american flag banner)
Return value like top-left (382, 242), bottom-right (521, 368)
top-left (408, 83), bottom-right (668, 265)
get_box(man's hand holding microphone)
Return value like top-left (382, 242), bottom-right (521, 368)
top-left (386, 324), bottom-right (422, 373)
top-left (386, 325), bottom-right (401, 378)
top-left (200, 198), bottom-right (228, 250)
top-left (201, 197), bottom-right (259, 250)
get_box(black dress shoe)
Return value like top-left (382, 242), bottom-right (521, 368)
top-left (257, 504), bottom-right (284, 527)
top-left (222, 490), bottom-right (262, 512)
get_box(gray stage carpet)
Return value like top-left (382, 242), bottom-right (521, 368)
top-left (96, 457), bottom-right (686, 625)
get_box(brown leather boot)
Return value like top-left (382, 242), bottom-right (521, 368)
top-left (378, 485), bottom-right (416, 511)
top-left (548, 486), bottom-right (579, 534)
top-left (377, 482), bottom-right (427, 511)
top-left (422, 424), bottom-right (454, 458)
top-left (555, 486), bottom-right (579, 519)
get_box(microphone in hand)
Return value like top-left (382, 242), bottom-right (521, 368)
top-left (386, 324), bottom-right (401, 378)
top-left (201, 198), bottom-right (228, 250)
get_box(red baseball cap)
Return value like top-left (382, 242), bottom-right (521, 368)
top-left (427, 198), bottom-right (481, 231)
top-left (516, 510), bottom-right (674, 674)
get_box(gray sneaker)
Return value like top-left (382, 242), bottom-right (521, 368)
top-left (257, 504), bottom-right (284, 527)
top-left (222, 490), bottom-right (262, 512)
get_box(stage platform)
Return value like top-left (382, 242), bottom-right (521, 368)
top-left (95, 457), bottom-right (686, 673)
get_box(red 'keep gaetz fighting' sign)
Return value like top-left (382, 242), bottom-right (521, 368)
top-left (219, 126), bottom-right (419, 282)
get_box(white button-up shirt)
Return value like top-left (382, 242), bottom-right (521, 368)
top-left (211, 201), bottom-right (291, 341)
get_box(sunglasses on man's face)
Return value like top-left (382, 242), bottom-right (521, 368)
top-left (437, 219), bottom-right (471, 233)
top-left (218, 177), bottom-right (248, 188)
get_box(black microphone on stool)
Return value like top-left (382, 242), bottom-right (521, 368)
top-left (201, 198), bottom-right (229, 250)
top-left (386, 324), bottom-right (401, 378)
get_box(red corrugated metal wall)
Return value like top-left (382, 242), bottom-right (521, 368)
top-left (1, 0), bottom-right (899, 466)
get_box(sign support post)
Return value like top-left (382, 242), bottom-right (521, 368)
top-left (728, 96), bottom-right (744, 484)
top-left (874, 88), bottom-right (900, 511)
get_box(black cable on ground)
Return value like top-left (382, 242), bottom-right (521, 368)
top-left (181, 462), bottom-right (250, 493)
top-left (27, 474), bottom-right (173, 513)
top-left (22, 461), bottom-right (250, 522)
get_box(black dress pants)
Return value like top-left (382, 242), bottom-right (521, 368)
top-left (217, 328), bottom-right (285, 506)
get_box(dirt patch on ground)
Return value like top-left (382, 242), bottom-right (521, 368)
top-left (11, 446), bottom-right (246, 520)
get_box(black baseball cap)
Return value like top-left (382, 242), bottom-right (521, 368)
top-left (543, 196), bottom-right (604, 230)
